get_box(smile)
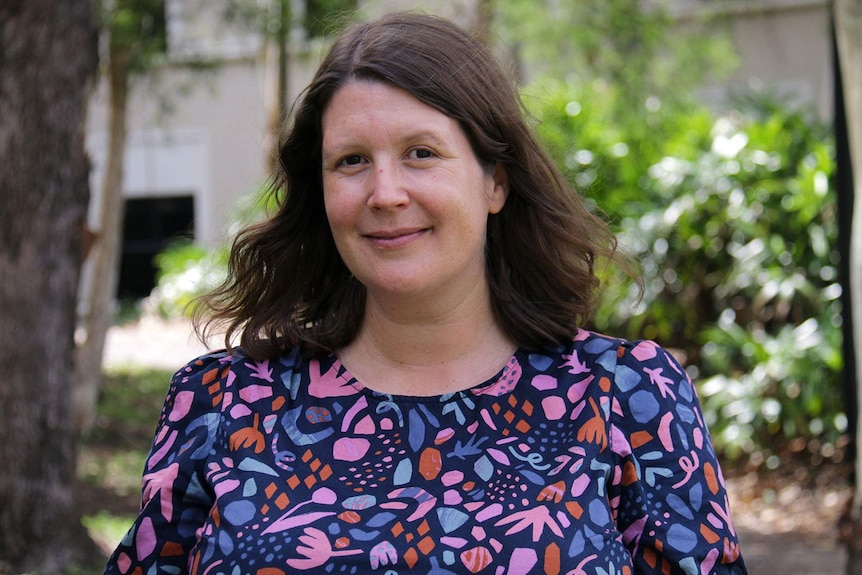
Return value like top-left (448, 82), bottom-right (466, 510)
top-left (364, 228), bottom-right (429, 249)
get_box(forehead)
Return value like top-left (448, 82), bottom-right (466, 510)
top-left (321, 81), bottom-right (459, 143)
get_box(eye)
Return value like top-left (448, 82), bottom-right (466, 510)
top-left (407, 148), bottom-right (435, 160)
top-left (339, 154), bottom-right (365, 167)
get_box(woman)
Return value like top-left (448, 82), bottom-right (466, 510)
top-left (105, 12), bottom-right (747, 575)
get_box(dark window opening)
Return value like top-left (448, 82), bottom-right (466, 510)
top-left (118, 195), bottom-right (194, 299)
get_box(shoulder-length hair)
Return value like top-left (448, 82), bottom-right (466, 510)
top-left (196, 11), bottom-right (628, 360)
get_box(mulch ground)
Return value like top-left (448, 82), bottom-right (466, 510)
top-left (725, 460), bottom-right (854, 574)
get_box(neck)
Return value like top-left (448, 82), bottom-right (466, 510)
top-left (337, 283), bottom-right (516, 395)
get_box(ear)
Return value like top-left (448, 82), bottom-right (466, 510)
top-left (487, 162), bottom-right (509, 215)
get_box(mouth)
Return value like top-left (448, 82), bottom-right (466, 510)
top-left (363, 228), bottom-right (429, 249)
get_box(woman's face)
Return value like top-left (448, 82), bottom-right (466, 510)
top-left (321, 81), bottom-right (508, 304)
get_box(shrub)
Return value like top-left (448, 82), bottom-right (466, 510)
top-left (148, 240), bottom-right (226, 318)
top-left (528, 82), bottom-right (844, 462)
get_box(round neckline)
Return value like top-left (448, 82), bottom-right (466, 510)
top-left (328, 349), bottom-right (522, 403)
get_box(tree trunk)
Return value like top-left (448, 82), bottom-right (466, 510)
top-left (74, 30), bottom-right (133, 435)
top-left (0, 0), bottom-right (101, 571)
top-left (834, 1), bottom-right (862, 573)
top-left (263, 0), bottom-right (291, 172)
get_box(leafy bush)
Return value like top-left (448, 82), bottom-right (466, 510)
top-left (524, 78), bottom-right (715, 224)
top-left (527, 82), bottom-right (844, 463)
top-left (147, 240), bottom-right (226, 318)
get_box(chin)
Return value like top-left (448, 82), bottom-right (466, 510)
top-left (360, 273), bottom-right (438, 297)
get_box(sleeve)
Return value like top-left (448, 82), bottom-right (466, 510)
top-left (606, 340), bottom-right (748, 575)
top-left (102, 352), bottom-right (231, 575)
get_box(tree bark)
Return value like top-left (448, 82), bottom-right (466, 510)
top-left (834, 1), bottom-right (862, 573)
top-left (0, 0), bottom-right (101, 570)
top-left (74, 32), bottom-right (133, 435)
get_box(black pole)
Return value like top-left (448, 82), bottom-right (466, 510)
top-left (832, 15), bottom-right (857, 473)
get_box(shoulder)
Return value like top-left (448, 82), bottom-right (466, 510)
top-left (556, 329), bottom-right (681, 365)
top-left (156, 351), bottom-right (235, 425)
top-left (550, 330), bottom-right (694, 399)
top-left (531, 329), bottom-right (624, 374)
top-left (173, 345), bottom-right (306, 382)
top-left (561, 329), bottom-right (688, 379)
top-left (609, 336), bottom-right (696, 405)
top-left (165, 345), bottom-right (308, 414)
top-left (172, 350), bottom-right (235, 383)
top-left (570, 331), bottom-right (706, 439)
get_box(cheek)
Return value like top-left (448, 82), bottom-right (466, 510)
top-left (322, 183), bottom-right (350, 232)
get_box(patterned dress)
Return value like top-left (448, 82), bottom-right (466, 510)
top-left (103, 329), bottom-right (747, 575)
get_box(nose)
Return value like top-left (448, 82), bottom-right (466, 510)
top-left (366, 163), bottom-right (409, 210)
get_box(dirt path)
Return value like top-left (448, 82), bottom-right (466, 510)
top-left (726, 468), bottom-right (851, 574)
top-left (104, 316), bottom-right (211, 370)
top-left (737, 527), bottom-right (845, 574)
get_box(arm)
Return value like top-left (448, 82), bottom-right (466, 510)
top-left (103, 352), bottom-right (230, 574)
top-left (607, 340), bottom-right (747, 575)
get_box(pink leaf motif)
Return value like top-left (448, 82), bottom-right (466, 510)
top-left (644, 367), bottom-right (676, 400)
top-left (142, 462), bottom-right (180, 522)
top-left (494, 505), bottom-right (563, 542)
top-left (286, 527), bottom-right (363, 569)
top-left (560, 351), bottom-right (590, 374)
top-left (262, 487), bottom-right (338, 534)
top-left (244, 359), bottom-right (273, 382)
top-left (308, 359), bottom-right (357, 398)
top-left (568, 553), bottom-right (599, 575)
top-left (709, 495), bottom-right (737, 537)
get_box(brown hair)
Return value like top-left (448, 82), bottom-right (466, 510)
top-left (196, 11), bottom-right (625, 360)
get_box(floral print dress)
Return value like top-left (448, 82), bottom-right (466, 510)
top-left (103, 330), bottom-right (746, 574)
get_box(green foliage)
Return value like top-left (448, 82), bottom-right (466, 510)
top-left (91, 366), bottom-right (174, 443)
top-left (82, 511), bottom-right (138, 562)
top-left (527, 78), bottom-right (843, 462)
top-left (506, 0), bottom-right (733, 226)
top-left (220, 0), bottom-right (357, 41)
top-left (655, 107), bottom-right (844, 461)
top-left (305, 0), bottom-right (358, 38)
top-left (148, 239), bottom-right (227, 318)
top-left (523, 78), bottom-right (715, 222)
top-left (496, 0), bottom-right (737, 117)
top-left (103, 0), bottom-right (168, 71)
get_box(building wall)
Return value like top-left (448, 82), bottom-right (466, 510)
top-left (678, 0), bottom-right (833, 119)
top-left (358, 0), bottom-right (482, 27)
top-left (88, 61), bottom-right (260, 246)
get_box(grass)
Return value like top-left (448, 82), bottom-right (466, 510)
top-left (80, 511), bottom-right (136, 560)
top-left (77, 365), bottom-right (175, 563)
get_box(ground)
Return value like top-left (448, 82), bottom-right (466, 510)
top-left (88, 316), bottom-right (854, 573)
top-left (729, 463), bottom-right (851, 574)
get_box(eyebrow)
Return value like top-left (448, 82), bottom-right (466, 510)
top-left (322, 127), bottom-right (452, 161)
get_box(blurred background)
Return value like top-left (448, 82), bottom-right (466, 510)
top-left (3, 0), bottom-right (858, 572)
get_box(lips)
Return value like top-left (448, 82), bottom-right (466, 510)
top-left (363, 227), bottom-right (429, 249)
